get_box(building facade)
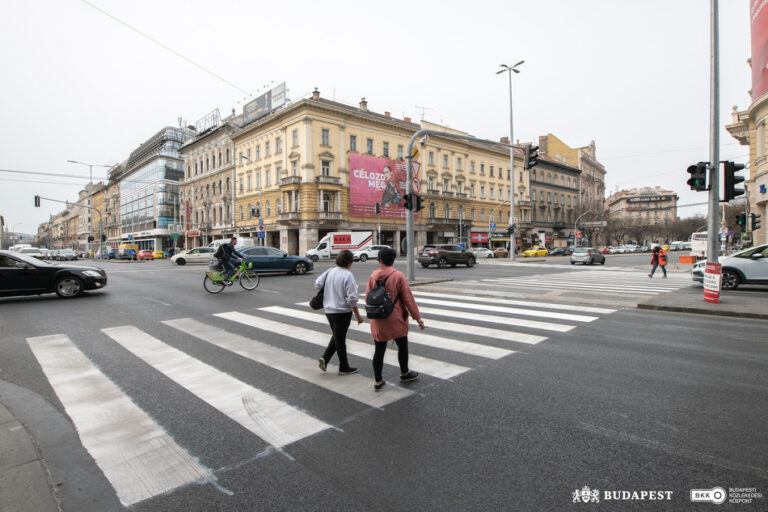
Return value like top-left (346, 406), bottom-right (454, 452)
top-left (528, 156), bottom-right (581, 247)
top-left (606, 186), bottom-right (679, 223)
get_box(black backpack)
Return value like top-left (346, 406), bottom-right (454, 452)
top-left (214, 245), bottom-right (224, 259)
top-left (365, 275), bottom-right (398, 319)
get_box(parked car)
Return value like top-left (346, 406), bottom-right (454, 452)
top-left (238, 246), bottom-right (314, 275)
top-left (152, 250), bottom-right (165, 259)
top-left (137, 249), bottom-right (154, 260)
top-left (418, 244), bottom-right (476, 268)
top-left (58, 249), bottom-right (78, 261)
top-left (18, 247), bottom-right (44, 259)
top-left (471, 247), bottom-right (495, 259)
top-left (598, 247), bottom-right (611, 255)
top-left (171, 247), bottom-right (217, 265)
top-left (352, 245), bottom-right (391, 262)
top-left (0, 250), bottom-right (107, 298)
top-left (522, 247), bottom-right (549, 257)
top-left (493, 247), bottom-right (509, 258)
top-left (570, 247), bottom-right (606, 265)
top-left (692, 243), bottom-right (768, 290)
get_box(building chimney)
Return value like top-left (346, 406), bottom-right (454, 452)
top-left (312, 88), bottom-right (320, 100)
top-left (404, 116), bottom-right (412, 123)
top-left (500, 136), bottom-right (510, 144)
top-left (384, 111), bottom-right (391, 118)
top-left (359, 97), bottom-right (368, 111)
top-left (538, 135), bottom-right (548, 155)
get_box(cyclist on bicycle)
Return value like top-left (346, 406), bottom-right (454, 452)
top-left (216, 237), bottom-right (245, 283)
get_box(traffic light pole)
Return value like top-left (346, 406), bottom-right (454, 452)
top-left (707, 0), bottom-right (720, 263)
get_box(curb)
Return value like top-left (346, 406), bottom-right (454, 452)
top-left (636, 303), bottom-right (768, 320)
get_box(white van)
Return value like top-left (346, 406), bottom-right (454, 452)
top-left (306, 232), bottom-right (373, 261)
top-left (207, 238), bottom-right (256, 250)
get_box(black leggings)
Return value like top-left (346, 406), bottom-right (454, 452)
top-left (373, 337), bottom-right (409, 382)
top-left (323, 312), bottom-right (352, 369)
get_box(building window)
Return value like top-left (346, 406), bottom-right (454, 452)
top-left (239, 206), bottom-right (244, 220)
top-left (547, 192), bottom-right (551, 203)
top-left (266, 201), bottom-right (271, 217)
top-left (443, 154), bottom-right (449, 168)
top-left (490, 187), bottom-right (494, 199)
top-left (247, 149), bottom-right (252, 162)
top-left (397, 145), bottom-right (404, 159)
top-left (429, 152), bottom-right (435, 165)
top-left (226, 148), bottom-right (230, 163)
top-left (457, 182), bottom-right (463, 194)
top-left (321, 160), bottom-right (331, 176)
top-left (554, 194), bottom-right (558, 205)
top-left (481, 210), bottom-right (485, 222)
top-left (470, 184), bottom-right (476, 197)
top-left (321, 128), bottom-right (330, 146)
top-left (275, 137), bottom-right (281, 153)
top-left (428, 176), bottom-right (435, 191)
top-left (480, 163), bottom-right (485, 175)
top-left (247, 175), bottom-right (252, 191)
top-left (520, 171), bottom-right (523, 182)
top-left (470, 161), bottom-right (475, 173)
top-left (255, 145), bottom-right (260, 160)
top-left (265, 141), bottom-right (270, 156)
top-left (226, 177), bottom-right (230, 191)
top-left (256, 172), bottom-right (261, 189)
top-left (265, 170), bottom-right (271, 187)
top-left (187, 165), bottom-right (191, 178)
top-left (457, 157), bottom-right (462, 171)
top-left (444, 203), bottom-right (450, 219)
top-left (366, 138), bottom-right (374, 154)
top-left (480, 185), bottom-right (486, 199)
top-left (292, 161), bottom-right (298, 176)
top-left (490, 165), bottom-right (494, 177)
top-left (292, 129), bottom-right (298, 147)
top-left (322, 192), bottom-right (331, 212)
top-left (471, 208), bottom-right (476, 221)
top-left (277, 199), bottom-right (282, 214)
top-left (350, 135), bottom-right (357, 152)
top-left (239, 177), bottom-right (244, 194)
top-left (532, 190), bottom-right (536, 201)
top-left (276, 167), bottom-right (282, 183)
top-left (383, 142), bottom-right (389, 157)
top-left (195, 162), bottom-right (198, 175)
top-left (443, 178), bottom-right (449, 191)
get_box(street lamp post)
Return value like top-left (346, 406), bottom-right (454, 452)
top-left (67, 160), bottom-right (111, 254)
top-left (497, 61), bottom-right (524, 262)
top-left (574, 210), bottom-right (596, 247)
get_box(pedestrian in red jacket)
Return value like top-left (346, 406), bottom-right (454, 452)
top-left (365, 247), bottom-right (425, 391)
top-left (649, 245), bottom-right (667, 278)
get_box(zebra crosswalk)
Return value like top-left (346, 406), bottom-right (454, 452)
top-left (482, 269), bottom-right (691, 295)
top-left (25, 293), bottom-right (616, 506)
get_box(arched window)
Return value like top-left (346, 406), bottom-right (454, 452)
top-left (266, 201), bottom-right (271, 217)
top-left (429, 202), bottom-right (436, 218)
top-left (444, 203), bottom-right (451, 219)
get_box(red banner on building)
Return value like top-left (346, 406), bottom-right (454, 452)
top-left (752, 0), bottom-right (768, 98)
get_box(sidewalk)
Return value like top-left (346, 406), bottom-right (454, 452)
top-left (637, 281), bottom-right (768, 319)
top-left (0, 402), bottom-right (59, 512)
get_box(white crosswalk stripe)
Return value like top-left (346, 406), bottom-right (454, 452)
top-left (25, 293), bottom-right (619, 504)
top-left (483, 270), bottom-right (689, 295)
top-left (26, 334), bottom-right (212, 507)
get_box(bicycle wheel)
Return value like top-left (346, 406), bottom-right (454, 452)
top-left (239, 271), bottom-right (260, 290)
top-left (203, 275), bottom-right (226, 294)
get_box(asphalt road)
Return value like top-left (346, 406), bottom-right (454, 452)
top-left (1, 257), bottom-right (766, 511)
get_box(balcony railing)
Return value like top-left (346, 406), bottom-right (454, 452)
top-left (280, 176), bottom-right (302, 186)
top-left (316, 175), bottom-right (340, 186)
top-left (278, 212), bottom-right (301, 222)
top-left (441, 190), bottom-right (454, 197)
top-left (317, 211), bottom-right (343, 222)
top-left (455, 192), bottom-right (468, 199)
top-left (425, 216), bottom-right (456, 225)
top-left (517, 200), bottom-right (532, 207)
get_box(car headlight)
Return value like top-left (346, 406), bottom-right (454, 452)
top-left (82, 270), bottom-right (102, 277)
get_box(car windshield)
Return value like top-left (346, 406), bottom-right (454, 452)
top-left (732, 245), bottom-right (768, 258)
top-left (573, 248), bottom-right (588, 254)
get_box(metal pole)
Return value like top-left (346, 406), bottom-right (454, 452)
top-left (507, 70), bottom-right (516, 262)
top-left (707, 0), bottom-right (720, 262)
top-left (406, 154), bottom-right (415, 281)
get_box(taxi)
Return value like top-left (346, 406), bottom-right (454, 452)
top-left (522, 247), bottom-right (549, 257)
top-left (152, 250), bottom-right (165, 259)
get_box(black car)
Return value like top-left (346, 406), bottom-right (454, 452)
top-left (549, 247), bottom-right (571, 256)
top-left (418, 244), bottom-right (476, 268)
top-left (0, 250), bottom-right (107, 298)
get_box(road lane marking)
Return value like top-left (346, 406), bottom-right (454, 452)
top-left (414, 297), bottom-right (598, 322)
top-left (26, 334), bottom-right (211, 506)
top-left (411, 291), bottom-right (616, 315)
top-left (145, 297), bottom-right (173, 306)
top-left (162, 317), bottom-right (412, 408)
top-left (215, 311), bottom-right (469, 380)
top-left (275, 306), bottom-right (517, 357)
top-left (482, 279), bottom-right (672, 294)
top-left (101, 326), bottom-right (330, 448)
top-left (417, 306), bottom-right (575, 332)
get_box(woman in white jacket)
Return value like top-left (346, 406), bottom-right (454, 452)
top-left (315, 250), bottom-right (364, 374)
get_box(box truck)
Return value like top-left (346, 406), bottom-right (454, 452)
top-left (306, 232), bottom-right (373, 261)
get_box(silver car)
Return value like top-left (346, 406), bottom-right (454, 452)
top-left (691, 243), bottom-right (768, 289)
top-left (570, 247), bottom-right (606, 265)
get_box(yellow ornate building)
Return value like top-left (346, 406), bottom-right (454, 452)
top-left (231, 90), bottom-right (528, 255)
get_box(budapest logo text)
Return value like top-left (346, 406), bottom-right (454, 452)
top-left (573, 486), bottom-right (673, 503)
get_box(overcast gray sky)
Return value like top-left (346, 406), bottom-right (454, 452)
top-left (0, 0), bottom-right (752, 235)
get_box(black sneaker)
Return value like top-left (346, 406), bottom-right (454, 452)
top-left (374, 381), bottom-right (386, 391)
top-left (338, 367), bottom-right (358, 375)
top-left (318, 358), bottom-right (326, 372)
top-left (400, 371), bottom-right (419, 382)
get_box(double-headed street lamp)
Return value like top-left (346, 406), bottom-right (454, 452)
top-left (497, 60), bottom-right (524, 261)
top-left (66, 160), bottom-right (112, 184)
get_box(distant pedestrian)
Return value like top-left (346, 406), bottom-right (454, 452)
top-left (316, 250), bottom-right (364, 375)
top-left (649, 244), bottom-right (667, 278)
top-left (365, 247), bottom-right (425, 391)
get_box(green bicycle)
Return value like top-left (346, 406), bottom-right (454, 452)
top-left (204, 260), bottom-right (260, 294)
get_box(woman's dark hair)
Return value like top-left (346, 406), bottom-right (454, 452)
top-left (377, 247), bottom-right (396, 266)
top-left (336, 249), bottom-right (354, 267)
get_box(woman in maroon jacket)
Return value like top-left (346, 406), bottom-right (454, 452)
top-left (365, 247), bottom-right (425, 391)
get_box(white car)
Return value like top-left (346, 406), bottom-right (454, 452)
top-left (171, 247), bottom-right (217, 265)
top-left (691, 243), bottom-right (768, 289)
top-left (471, 248), bottom-right (495, 258)
top-left (353, 245), bottom-right (391, 262)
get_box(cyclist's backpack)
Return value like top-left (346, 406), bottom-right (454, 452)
top-left (365, 275), bottom-right (398, 319)
top-left (214, 245), bottom-right (224, 259)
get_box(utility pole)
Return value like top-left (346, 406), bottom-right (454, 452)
top-left (707, 0), bottom-right (720, 262)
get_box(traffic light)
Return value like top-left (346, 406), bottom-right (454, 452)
top-left (414, 194), bottom-right (425, 212)
top-left (686, 162), bottom-right (708, 191)
top-left (507, 225), bottom-right (514, 235)
top-left (87, 235), bottom-right (94, 242)
top-left (34, 195), bottom-right (41, 207)
top-left (752, 213), bottom-right (762, 231)
top-left (525, 145), bottom-right (539, 170)
top-left (250, 205), bottom-right (260, 217)
top-left (403, 194), bottom-right (413, 210)
top-left (736, 213), bottom-right (747, 228)
top-left (723, 161), bottom-right (746, 201)
top-left (101, 234), bottom-right (107, 242)
top-left (375, 202), bottom-right (381, 214)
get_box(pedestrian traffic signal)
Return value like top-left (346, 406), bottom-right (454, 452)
top-left (403, 194), bottom-right (413, 210)
top-left (736, 213), bottom-right (747, 227)
top-left (686, 162), bottom-right (708, 191)
top-left (414, 194), bottom-right (425, 212)
top-left (34, 195), bottom-right (41, 207)
top-left (101, 234), bottom-right (106, 242)
top-left (525, 145), bottom-right (539, 170)
top-left (375, 202), bottom-right (381, 214)
top-left (752, 213), bottom-right (762, 231)
top-left (723, 161), bottom-right (746, 201)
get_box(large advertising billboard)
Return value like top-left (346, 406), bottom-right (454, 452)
top-left (350, 153), bottom-right (410, 218)
top-left (752, 0), bottom-right (768, 99)
top-left (243, 82), bottom-right (288, 124)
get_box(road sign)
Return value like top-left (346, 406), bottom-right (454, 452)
top-left (704, 262), bottom-right (722, 304)
top-left (490, 223), bottom-right (496, 230)
top-left (259, 225), bottom-right (265, 231)
top-left (411, 177), bottom-right (421, 193)
top-left (170, 233), bottom-right (180, 240)
top-left (257, 231), bottom-right (266, 239)
top-left (128, 249), bottom-right (136, 256)
top-left (411, 146), bottom-right (419, 161)
top-left (510, 217), bottom-right (517, 224)
top-left (576, 231), bottom-right (582, 238)
top-left (411, 161), bottom-right (421, 178)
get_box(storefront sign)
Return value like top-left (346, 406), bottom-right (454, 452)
top-left (471, 233), bottom-right (489, 243)
top-left (703, 262), bottom-right (722, 304)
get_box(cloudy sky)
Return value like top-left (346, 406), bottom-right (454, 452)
top-left (0, 0), bottom-right (753, 236)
